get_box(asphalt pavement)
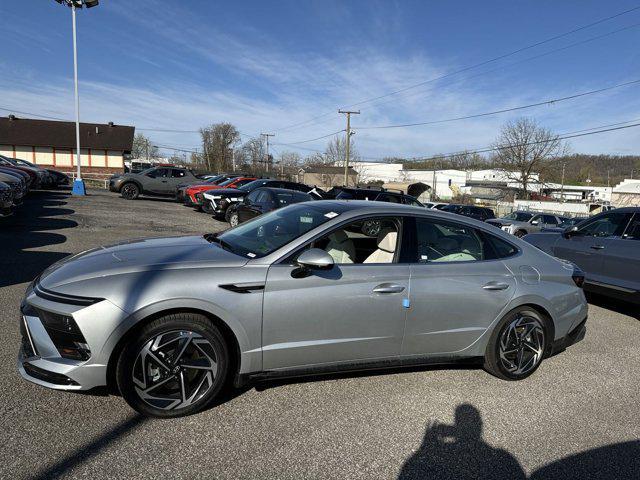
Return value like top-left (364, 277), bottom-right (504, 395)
top-left (1, 190), bottom-right (638, 479)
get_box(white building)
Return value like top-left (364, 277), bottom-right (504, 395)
top-left (612, 179), bottom-right (640, 207)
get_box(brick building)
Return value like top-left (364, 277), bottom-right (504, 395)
top-left (0, 115), bottom-right (135, 176)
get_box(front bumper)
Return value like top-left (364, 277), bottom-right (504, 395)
top-left (17, 286), bottom-right (129, 391)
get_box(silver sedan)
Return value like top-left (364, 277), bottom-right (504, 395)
top-left (18, 201), bottom-right (588, 417)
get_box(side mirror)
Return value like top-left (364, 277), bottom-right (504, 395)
top-left (296, 248), bottom-right (334, 271)
top-left (563, 226), bottom-right (580, 238)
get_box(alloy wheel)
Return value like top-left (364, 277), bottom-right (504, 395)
top-left (498, 315), bottom-right (545, 376)
top-left (229, 213), bottom-right (239, 227)
top-left (132, 330), bottom-right (218, 411)
top-left (121, 184), bottom-right (138, 200)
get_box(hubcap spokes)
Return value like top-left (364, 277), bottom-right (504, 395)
top-left (132, 330), bottom-right (218, 411)
top-left (499, 316), bottom-right (545, 375)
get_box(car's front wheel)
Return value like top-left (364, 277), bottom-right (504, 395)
top-left (229, 211), bottom-right (240, 227)
top-left (484, 307), bottom-right (547, 380)
top-left (120, 183), bottom-right (140, 200)
top-left (116, 313), bottom-right (229, 418)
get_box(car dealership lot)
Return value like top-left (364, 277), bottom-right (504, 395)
top-left (1, 191), bottom-right (638, 479)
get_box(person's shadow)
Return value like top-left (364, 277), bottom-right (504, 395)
top-left (398, 403), bottom-right (525, 480)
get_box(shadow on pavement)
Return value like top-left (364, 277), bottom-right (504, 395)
top-left (398, 404), bottom-right (639, 480)
top-left (585, 292), bottom-right (640, 320)
top-left (0, 191), bottom-right (76, 287)
top-left (31, 414), bottom-right (146, 480)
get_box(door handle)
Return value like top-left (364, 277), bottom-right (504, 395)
top-left (482, 282), bottom-right (510, 291)
top-left (590, 245), bottom-right (605, 250)
top-left (372, 283), bottom-right (405, 294)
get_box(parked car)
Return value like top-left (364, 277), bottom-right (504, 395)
top-left (324, 186), bottom-right (424, 206)
top-left (184, 176), bottom-right (257, 208)
top-left (201, 179), bottom-right (320, 219)
top-left (524, 207), bottom-right (640, 303)
top-left (0, 155), bottom-right (40, 187)
top-left (423, 202), bottom-right (448, 209)
top-left (18, 201), bottom-right (587, 417)
top-left (109, 166), bottom-right (199, 200)
top-left (11, 158), bottom-right (70, 188)
top-left (486, 211), bottom-right (563, 237)
top-left (0, 169), bottom-right (27, 205)
top-left (0, 181), bottom-right (15, 217)
top-left (440, 204), bottom-right (495, 221)
top-left (175, 174), bottom-right (244, 203)
top-left (229, 187), bottom-right (314, 226)
top-left (541, 216), bottom-right (589, 233)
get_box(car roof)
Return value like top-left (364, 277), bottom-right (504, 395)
top-left (254, 187), bottom-right (310, 195)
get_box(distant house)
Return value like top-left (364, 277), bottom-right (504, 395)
top-left (612, 179), bottom-right (640, 207)
top-left (296, 165), bottom-right (358, 188)
top-left (0, 115), bottom-right (135, 175)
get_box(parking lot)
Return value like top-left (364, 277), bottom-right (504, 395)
top-left (1, 190), bottom-right (639, 479)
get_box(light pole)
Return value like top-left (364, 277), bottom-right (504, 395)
top-left (54, 0), bottom-right (99, 195)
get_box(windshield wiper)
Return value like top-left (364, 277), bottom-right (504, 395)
top-left (204, 233), bottom-right (235, 253)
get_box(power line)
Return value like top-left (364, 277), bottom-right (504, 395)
top-left (270, 5), bottom-right (640, 133)
top-left (282, 129), bottom-right (345, 145)
top-left (404, 121), bottom-right (640, 163)
top-left (354, 78), bottom-right (640, 130)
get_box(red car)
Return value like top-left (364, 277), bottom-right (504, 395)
top-left (185, 176), bottom-right (257, 208)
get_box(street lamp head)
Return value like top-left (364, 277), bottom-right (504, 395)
top-left (54, 0), bottom-right (99, 8)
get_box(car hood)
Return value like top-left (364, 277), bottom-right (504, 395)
top-left (38, 235), bottom-right (248, 293)
top-left (203, 188), bottom-right (248, 198)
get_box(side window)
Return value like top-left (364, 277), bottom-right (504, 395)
top-left (484, 233), bottom-right (519, 259)
top-left (414, 218), bottom-right (488, 263)
top-left (377, 193), bottom-right (401, 203)
top-left (543, 215), bottom-right (557, 225)
top-left (171, 169), bottom-right (186, 178)
top-left (578, 212), bottom-right (632, 237)
top-left (530, 214), bottom-right (543, 225)
top-left (622, 214), bottom-right (640, 240)
top-left (309, 217), bottom-right (400, 265)
top-left (145, 168), bottom-right (160, 178)
top-left (246, 190), bottom-right (261, 203)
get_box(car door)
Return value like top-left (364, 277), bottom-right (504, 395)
top-left (403, 217), bottom-right (517, 356)
top-left (592, 213), bottom-right (640, 293)
top-left (552, 211), bottom-right (634, 284)
top-left (239, 190), bottom-right (270, 223)
top-left (145, 168), bottom-right (170, 194)
top-left (167, 168), bottom-right (188, 193)
top-left (261, 215), bottom-right (409, 370)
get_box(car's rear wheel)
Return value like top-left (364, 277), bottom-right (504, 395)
top-left (224, 206), bottom-right (236, 223)
top-left (229, 212), bottom-right (239, 227)
top-left (120, 183), bottom-right (140, 200)
top-left (484, 307), bottom-right (547, 380)
top-left (116, 313), bottom-right (229, 418)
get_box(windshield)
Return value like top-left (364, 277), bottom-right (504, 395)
top-left (238, 179), bottom-right (269, 192)
top-left (504, 212), bottom-right (534, 222)
top-left (218, 203), bottom-right (345, 258)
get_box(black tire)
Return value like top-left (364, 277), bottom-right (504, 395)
top-left (120, 182), bottom-right (140, 200)
top-left (229, 211), bottom-right (240, 227)
top-left (224, 206), bottom-right (236, 223)
top-left (483, 307), bottom-right (548, 381)
top-left (514, 229), bottom-right (527, 238)
top-left (116, 313), bottom-right (229, 418)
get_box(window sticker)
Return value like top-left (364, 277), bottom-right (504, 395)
top-left (300, 216), bottom-right (314, 223)
top-left (246, 252), bottom-right (256, 258)
top-left (324, 212), bottom-right (339, 219)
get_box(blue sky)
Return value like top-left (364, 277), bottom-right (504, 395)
top-left (1, 0), bottom-right (640, 160)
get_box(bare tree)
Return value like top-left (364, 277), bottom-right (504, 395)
top-left (493, 118), bottom-right (567, 198)
top-left (238, 137), bottom-right (265, 170)
top-left (131, 133), bottom-right (160, 160)
top-left (199, 123), bottom-right (240, 172)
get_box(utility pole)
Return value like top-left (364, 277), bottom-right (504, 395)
top-left (261, 133), bottom-right (274, 173)
top-left (607, 169), bottom-right (610, 187)
top-left (560, 162), bottom-right (565, 201)
top-left (338, 110), bottom-right (360, 186)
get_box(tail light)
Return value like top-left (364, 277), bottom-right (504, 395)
top-left (571, 266), bottom-right (585, 288)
